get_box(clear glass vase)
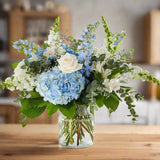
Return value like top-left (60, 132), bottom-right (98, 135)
top-left (58, 105), bottom-right (94, 148)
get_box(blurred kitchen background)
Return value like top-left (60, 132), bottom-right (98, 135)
top-left (0, 0), bottom-right (160, 125)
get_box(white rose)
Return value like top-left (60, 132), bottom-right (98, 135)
top-left (58, 53), bottom-right (82, 73)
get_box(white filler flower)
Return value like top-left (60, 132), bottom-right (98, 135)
top-left (58, 53), bottom-right (83, 73)
top-left (11, 60), bottom-right (37, 91)
top-left (103, 79), bottom-right (120, 93)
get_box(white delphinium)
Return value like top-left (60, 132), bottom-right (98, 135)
top-left (5, 60), bottom-right (37, 92)
top-left (44, 27), bottom-right (66, 58)
top-left (44, 45), bottom-right (66, 59)
top-left (103, 78), bottom-right (120, 93)
top-left (45, 29), bottom-right (60, 46)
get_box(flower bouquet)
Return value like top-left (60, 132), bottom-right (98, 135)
top-left (1, 17), bottom-right (159, 148)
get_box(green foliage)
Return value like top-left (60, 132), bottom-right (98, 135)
top-left (20, 97), bottom-right (47, 119)
top-left (51, 17), bottom-right (60, 33)
top-left (47, 103), bottom-right (59, 116)
top-left (106, 59), bottom-right (131, 80)
top-left (59, 101), bottom-right (76, 119)
top-left (117, 86), bottom-right (143, 122)
top-left (11, 61), bottom-right (19, 69)
top-left (43, 43), bottom-right (49, 49)
top-left (68, 36), bottom-right (83, 52)
top-left (0, 80), bottom-right (5, 89)
top-left (29, 91), bottom-right (41, 98)
top-left (102, 16), bottom-right (126, 54)
top-left (23, 57), bottom-right (57, 76)
top-left (104, 92), bottom-right (120, 114)
top-left (95, 95), bottom-right (104, 108)
top-left (138, 72), bottom-right (160, 85)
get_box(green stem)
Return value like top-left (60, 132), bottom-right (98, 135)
top-left (77, 122), bottom-right (81, 146)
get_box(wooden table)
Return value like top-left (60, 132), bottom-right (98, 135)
top-left (0, 125), bottom-right (160, 160)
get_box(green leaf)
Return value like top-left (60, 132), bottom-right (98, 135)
top-left (108, 69), bottom-right (121, 79)
top-left (59, 101), bottom-right (76, 119)
top-left (22, 123), bottom-right (27, 127)
top-left (47, 103), bottom-right (59, 116)
top-left (95, 95), bottom-right (104, 108)
top-left (104, 93), bottom-right (119, 114)
top-left (11, 61), bottom-right (19, 69)
top-left (111, 91), bottom-right (122, 101)
top-left (29, 91), bottom-right (41, 98)
top-left (20, 98), bottom-right (48, 119)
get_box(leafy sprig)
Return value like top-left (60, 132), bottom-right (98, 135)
top-left (117, 86), bottom-right (143, 122)
top-left (102, 16), bottom-right (126, 54)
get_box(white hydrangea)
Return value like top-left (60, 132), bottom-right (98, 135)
top-left (6, 60), bottom-right (37, 92)
top-left (4, 77), bottom-right (15, 91)
top-left (103, 79), bottom-right (120, 93)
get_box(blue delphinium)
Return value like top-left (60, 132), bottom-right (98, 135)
top-left (36, 67), bottom-right (85, 105)
top-left (13, 40), bottom-right (44, 61)
top-left (77, 28), bottom-right (96, 77)
top-left (12, 40), bottom-right (28, 51)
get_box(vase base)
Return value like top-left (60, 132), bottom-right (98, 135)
top-left (59, 142), bottom-right (93, 148)
top-left (59, 133), bottom-right (93, 148)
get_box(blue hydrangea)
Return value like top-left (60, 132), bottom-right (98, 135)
top-left (36, 67), bottom-right (85, 105)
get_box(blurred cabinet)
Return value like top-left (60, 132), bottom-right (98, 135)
top-left (0, 105), bottom-right (17, 123)
top-left (0, 105), bottom-right (58, 124)
top-left (8, 10), bottom-right (71, 60)
top-left (144, 10), bottom-right (160, 65)
top-left (144, 10), bottom-right (160, 99)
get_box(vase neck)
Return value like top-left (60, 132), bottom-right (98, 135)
top-left (75, 105), bottom-right (88, 117)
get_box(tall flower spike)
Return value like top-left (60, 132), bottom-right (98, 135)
top-left (77, 21), bottom-right (99, 77)
top-left (102, 16), bottom-right (126, 54)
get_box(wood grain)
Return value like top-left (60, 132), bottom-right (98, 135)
top-left (0, 125), bottom-right (160, 160)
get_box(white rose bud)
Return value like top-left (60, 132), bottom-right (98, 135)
top-left (58, 53), bottom-right (83, 73)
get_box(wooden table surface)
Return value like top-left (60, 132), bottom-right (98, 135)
top-left (0, 125), bottom-right (160, 160)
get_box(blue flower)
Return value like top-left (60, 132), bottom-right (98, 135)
top-left (61, 43), bottom-right (78, 56)
top-left (77, 44), bottom-right (93, 77)
top-left (36, 67), bottom-right (85, 105)
top-left (13, 40), bottom-right (28, 52)
top-left (27, 48), bottom-right (44, 62)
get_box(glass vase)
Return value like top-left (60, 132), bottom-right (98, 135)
top-left (58, 105), bottom-right (94, 148)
